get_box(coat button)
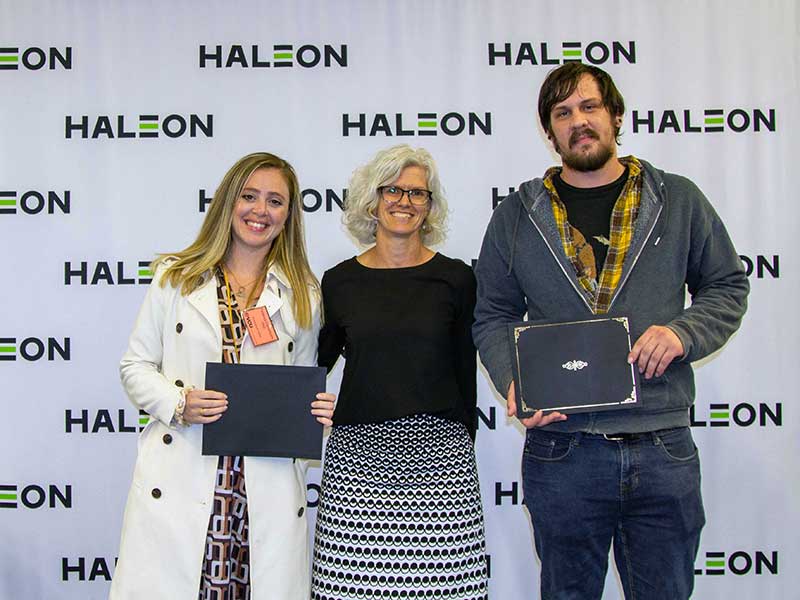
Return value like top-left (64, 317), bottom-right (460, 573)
top-left (162, 434), bottom-right (173, 445)
top-left (175, 322), bottom-right (183, 333)
top-left (297, 507), bottom-right (304, 517)
top-left (175, 379), bottom-right (184, 388)
top-left (151, 488), bottom-right (162, 499)
top-left (288, 341), bottom-right (294, 352)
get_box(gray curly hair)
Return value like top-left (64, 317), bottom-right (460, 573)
top-left (342, 145), bottom-right (448, 246)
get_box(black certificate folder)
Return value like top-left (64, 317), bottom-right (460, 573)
top-left (509, 317), bottom-right (641, 417)
top-left (202, 363), bottom-right (326, 460)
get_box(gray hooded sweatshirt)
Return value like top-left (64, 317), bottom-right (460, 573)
top-left (473, 158), bottom-right (749, 433)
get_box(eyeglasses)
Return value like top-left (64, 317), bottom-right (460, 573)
top-left (378, 186), bottom-right (432, 206)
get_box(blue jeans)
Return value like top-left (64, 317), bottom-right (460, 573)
top-left (522, 427), bottom-right (705, 600)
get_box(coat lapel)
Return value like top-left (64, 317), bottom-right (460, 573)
top-left (186, 274), bottom-right (220, 333)
top-left (185, 266), bottom-right (288, 335)
top-left (255, 265), bottom-right (287, 318)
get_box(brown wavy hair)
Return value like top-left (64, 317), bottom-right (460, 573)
top-left (538, 63), bottom-right (626, 145)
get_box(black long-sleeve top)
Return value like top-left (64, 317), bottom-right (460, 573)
top-left (318, 253), bottom-right (478, 439)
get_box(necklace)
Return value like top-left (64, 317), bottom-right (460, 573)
top-left (224, 265), bottom-right (260, 297)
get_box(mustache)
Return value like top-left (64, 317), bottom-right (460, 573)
top-left (569, 127), bottom-right (599, 146)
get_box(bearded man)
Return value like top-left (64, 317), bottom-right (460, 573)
top-left (473, 63), bottom-right (749, 600)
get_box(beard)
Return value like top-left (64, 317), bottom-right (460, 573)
top-left (555, 127), bottom-right (616, 172)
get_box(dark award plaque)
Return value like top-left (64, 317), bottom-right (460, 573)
top-left (508, 316), bottom-right (641, 417)
top-left (202, 362), bottom-right (326, 459)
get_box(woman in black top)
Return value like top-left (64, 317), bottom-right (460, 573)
top-left (311, 145), bottom-right (488, 599)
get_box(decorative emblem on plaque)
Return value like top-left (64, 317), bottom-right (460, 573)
top-left (562, 360), bottom-right (588, 371)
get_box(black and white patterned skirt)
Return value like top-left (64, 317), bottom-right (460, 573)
top-left (311, 413), bottom-right (488, 599)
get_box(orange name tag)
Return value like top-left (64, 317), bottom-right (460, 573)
top-left (242, 306), bottom-right (279, 346)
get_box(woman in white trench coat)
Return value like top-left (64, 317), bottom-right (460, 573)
top-left (110, 152), bottom-right (334, 600)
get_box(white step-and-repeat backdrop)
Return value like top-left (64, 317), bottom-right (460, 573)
top-left (1, 1), bottom-right (796, 598)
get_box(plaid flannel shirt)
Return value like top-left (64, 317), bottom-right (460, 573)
top-left (543, 155), bottom-right (643, 314)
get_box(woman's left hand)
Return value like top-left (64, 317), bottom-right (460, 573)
top-left (311, 392), bottom-right (336, 427)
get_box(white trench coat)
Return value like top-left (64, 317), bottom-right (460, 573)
top-left (110, 264), bottom-right (320, 600)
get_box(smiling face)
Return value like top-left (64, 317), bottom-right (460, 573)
top-left (548, 73), bottom-right (621, 173)
top-left (229, 167), bottom-right (290, 257)
top-left (375, 165), bottom-right (430, 242)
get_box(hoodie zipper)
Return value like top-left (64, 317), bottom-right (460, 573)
top-left (526, 209), bottom-right (594, 313)
top-left (606, 182), bottom-right (664, 311)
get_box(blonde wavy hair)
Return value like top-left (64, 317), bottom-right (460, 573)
top-left (343, 145), bottom-right (448, 246)
top-left (152, 152), bottom-right (319, 329)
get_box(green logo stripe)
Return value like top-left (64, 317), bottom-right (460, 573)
top-left (417, 121), bottom-right (437, 128)
top-left (0, 346), bottom-right (16, 353)
top-left (138, 269), bottom-right (153, 277)
top-left (273, 52), bottom-right (293, 59)
top-left (706, 560), bottom-right (725, 567)
top-left (704, 117), bottom-right (724, 125)
top-left (0, 493), bottom-right (16, 500)
top-left (710, 411), bottom-right (729, 419)
top-left (563, 50), bottom-right (582, 57)
top-left (139, 123), bottom-right (159, 130)
top-left (0, 199), bottom-right (16, 206)
top-left (139, 417), bottom-right (150, 425)
top-left (0, 56), bottom-right (18, 63)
